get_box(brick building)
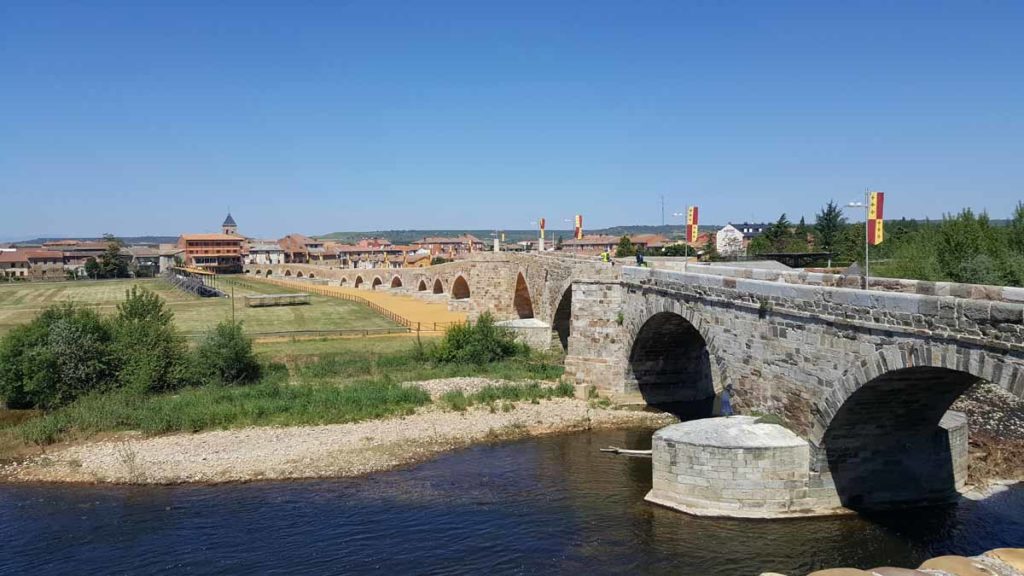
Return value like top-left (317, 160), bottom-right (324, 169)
top-left (176, 234), bottom-right (244, 273)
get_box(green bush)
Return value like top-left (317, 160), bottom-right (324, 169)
top-left (195, 320), bottom-right (262, 385)
top-left (0, 303), bottom-right (115, 409)
top-left (430, 313), bottom-right (527, 364)
top-left (110, 286), bottom-right (195, 394)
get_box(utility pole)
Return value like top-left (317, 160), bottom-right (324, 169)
top-left (661, 195), bottom-right (665, 226)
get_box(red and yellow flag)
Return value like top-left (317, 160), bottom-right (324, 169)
top-left (539, 218), bottom-right (546, 240)
top-left (686, 206), bottom-right (699, 243)
top-left (867, 192), bottom-right (885, 245)
top-left (574, 214), bottom-right (583, 240)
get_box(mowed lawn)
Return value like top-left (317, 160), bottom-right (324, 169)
top-left (0, 277), bottom-right (401, 337)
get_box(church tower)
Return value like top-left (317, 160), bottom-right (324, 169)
top-left (222, 213), bottom-right (238, 235)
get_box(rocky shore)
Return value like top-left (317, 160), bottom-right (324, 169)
top-left (0, 378), bottom-right (675, 485)
top-left (761, 547), bottom-right (1024, 575)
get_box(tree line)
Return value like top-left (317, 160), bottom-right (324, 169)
top-left (746, 201), bottom-right (1024, 286)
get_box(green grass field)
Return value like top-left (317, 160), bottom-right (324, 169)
top-left (0, 277), bottom-right (401, 337)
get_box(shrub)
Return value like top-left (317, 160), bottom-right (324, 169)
top-left (0, 303), bottom-right (115, 409)
top-left (110, 286), bottom-right (194, 394)
top-left (430, 313), bottom-right (526, 364)
top-left (195, 321), bottom-right (261, 385)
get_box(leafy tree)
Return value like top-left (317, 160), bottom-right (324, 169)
top-left (195, 321), bottom-right (261, 385)
top-left (117, 286), bottom-right (173, 326)
top-left (0, 303), bottom-right (115, 409)
top-left (1009, 201), bottom-right (1024, 255)
top-left (110, 287), bottom-right (193, 394)
top-left (615, 235), bottom-right (636, 258)
top-left (84, 257), bottom-right (100, 279)
top-left (814, 201), bottom-right (847, 265)
top-left (701, 236), bottom-right (718, 261)
top-left (661, 243), bottom-right (690, 257)
top-left (747, 235), bottom-right (772, 256)
top-left (936, 209), bottom-right (989, 283)
top-left (97, 234), bottom-right (128, 278)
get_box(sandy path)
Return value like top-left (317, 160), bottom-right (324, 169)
top-left (2, 400), bottom-right (674, 485)
top-left (257, 277), bottom-right (466, 331)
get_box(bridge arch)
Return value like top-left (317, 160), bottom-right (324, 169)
top-left (552, 285), bottom-right (572, 351)
top-left (390, 276), bottom-right (403, 288)
top-left (354, 276), bottom-right (364, 288)
top-left (513, 273), bottom-right (534, 319)
top-left (308, 273), bottom-right (316, 279)
top-left (284, 269), bottom-right (292, 277)
top-left (418, 279), bottom-right (428, 291)
top-left (626, 311), bottom-right (722, 419)
top-left (296, 271), bottom-right (304, 278)
top-left (265, 270), bottom-right (273, 277)
top-left (340, 277), bottom-right (348, 286)
top-left (811, 343), bottom-right (1021, 510)
top-left (253, 270), bottom-right (261, 276)
top-left (372, 276), bottom-right (383, 290)
top-left (432, 278), bottom-right (444, 294)
top-left (451, 276), bottom-right (470, 299)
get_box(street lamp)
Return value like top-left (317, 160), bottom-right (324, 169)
top-left (671, 211), bottom-right (690, 270)
top-left (846, 191), bottom-right (871, 290)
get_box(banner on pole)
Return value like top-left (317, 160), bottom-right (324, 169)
top-left (539, 218), bottom-right (545, 240)
top-left (686, 206), bottom-right (699, 243)
top-left (868, 192), bottom-right (885, 245)
top-left (574, 214), bottom-right (583, 240)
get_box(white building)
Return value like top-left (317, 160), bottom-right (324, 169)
top-left (247, 240), bottom-right (285, 266)
top-left (715, 224), bottom-right (745, 257)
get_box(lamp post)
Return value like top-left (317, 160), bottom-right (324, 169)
top-left (846, 190), bottom-right (870, 290)
top-left (671, 211), bottom-right (689, 270)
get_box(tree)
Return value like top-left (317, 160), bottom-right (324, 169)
top-left (661, 243), bottom-right (690, 257)
top-left (555, 235), bottom-right (564, 250)
top-left (195, 321), bottom-right (261, 385)
top-left (814, 201), bottom-right (847, 267)
top-left (615, 235), bottom-right (636, 258)
top-left (701, 236), bottom-right (718, 261)
top-left (84, 257), bottom-right (100, 279)
top-left (1008, 201), bottom-right (1024, 255)
top-left (97, 234), bottom-right (128, 278)
top-left (765, 214), bottom-right (792, 251)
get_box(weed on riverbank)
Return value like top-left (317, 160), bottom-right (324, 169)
top-left (440, 381), bottom-right (575, 412)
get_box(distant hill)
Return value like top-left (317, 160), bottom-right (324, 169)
top-left (14, 236), bottom-right (179, 246)
top-left (317, 225), bottom-right (712, 244)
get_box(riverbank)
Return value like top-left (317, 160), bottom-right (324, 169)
top-left (0, 381), bottom-right (675, 484)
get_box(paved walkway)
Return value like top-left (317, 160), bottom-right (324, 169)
top-left (253, 277), bottom-right (466, 332)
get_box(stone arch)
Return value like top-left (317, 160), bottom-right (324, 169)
top-left (354, 276), bottom-right (364, 288)
top-left (451, 276), bottom-right (470, 299)
top-left (432, 278), bottom-right (444, 294)
top-left (418, 279), bottom-right (428, 291)
top-left (552, 284), bottom-right (573, 351)
top-left (245, 269), bottom-right (251, 274)
top-left (266, 269), bottom-right (273, 277)
top-left (339, 277), bottom-right (348, 286)
top-left (308, 273), bottom-right (316, 279)
top-left (626, 311), bottom-right (722, 419)
top-left (390, 276), bottom-right (403, 288)
top-left (810, 343), bottom-right (1021, 510)
top-left (253, 270), bottom-right (261, 276)
top-left (372, 276), bottom-right (383, 290)
top-left (296, 271), bottom-right (304, 278)
top-left (284, 269), bottom-right (292, 277)
top-left (513, 272), bottom-right (534, 319)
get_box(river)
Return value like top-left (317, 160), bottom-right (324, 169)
top-left (2, 428), bottom-right (1022, 575)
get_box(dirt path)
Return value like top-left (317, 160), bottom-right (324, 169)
top-left (257, 277), bottom-right (466, 332)
top-left (1, 399), bottom-right (674, 485)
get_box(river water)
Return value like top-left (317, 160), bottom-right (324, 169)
top-left (2, 428), bottom-right (1022, 575)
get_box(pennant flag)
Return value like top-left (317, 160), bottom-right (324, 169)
top-left (574, 214), bottom-right (583, 240)
top-left (868, 192), bottom-right (885, 245)
top-left (539, 218), bottom-right (546, 240)
top-left (686, 206), bottom-right (699, 243)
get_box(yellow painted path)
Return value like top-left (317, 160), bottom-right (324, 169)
top-left (254, 277), bottom-right (466, 332)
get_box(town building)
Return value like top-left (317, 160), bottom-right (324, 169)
top-left (124, 246), bottom-right (162, 277)
top-left (560, 234), bottom-right (672, 256)
top-left (222, 213), bottom-right (239, 236)
top-left (246, 240), bottom-right (285, 266)
top-left (158, 244), bottom-right (185, 272)
top-left (412, 235), bottom-right (485, 259)
top-left (278, 234), bottom-right (328, 264)
top-left (176, 233), bottom-right (244, 273)
top-left (0, 251), bottom-right (29, 279)
top-left (715, 225), bottom-right (746, 257)
top-left (735, 223), bottom-right (770, 240)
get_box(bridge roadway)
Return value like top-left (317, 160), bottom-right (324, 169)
top-left (249, 252), bottom-right (1024, 513)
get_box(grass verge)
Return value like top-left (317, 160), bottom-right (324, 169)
top-left (439, 381), bottom-right (575, 412)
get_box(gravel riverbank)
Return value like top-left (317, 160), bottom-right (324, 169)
top-left (0, 378), bottom-right (675, 485)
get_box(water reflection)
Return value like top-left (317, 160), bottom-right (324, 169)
top-left (1, 428), bottom-right (1021, 576)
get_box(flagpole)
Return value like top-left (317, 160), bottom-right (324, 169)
top-left (864, 189), bottom-right (870, 291)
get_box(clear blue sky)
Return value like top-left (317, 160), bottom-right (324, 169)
top-left (1, 0), bottom-right (1021, 239)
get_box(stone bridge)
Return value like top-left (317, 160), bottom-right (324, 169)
top-left (249, 253), bottom-right (1024, 512)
